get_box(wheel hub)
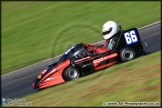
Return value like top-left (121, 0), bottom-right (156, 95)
top-left (68, 69), bottom-right (78, 79)
top-left (124, 50), bottom-right (133, 60)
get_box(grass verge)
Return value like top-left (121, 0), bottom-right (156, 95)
top-left (23, 51), bottom-right (161, 106)
top-left (2, 1), bottom-right (160, 74)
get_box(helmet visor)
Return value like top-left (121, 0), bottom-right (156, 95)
top-left (103, 27), bottom-right (112, 35)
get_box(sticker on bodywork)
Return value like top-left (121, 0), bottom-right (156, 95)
top-left (123, 29), bottom-right (139, 45)
top-left (37, 75), bottom-right (42, 79)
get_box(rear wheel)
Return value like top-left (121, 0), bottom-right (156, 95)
top-left (63, 66), bottom-right (80, 81)
top-left (120, 47), bottom-right (135, 62)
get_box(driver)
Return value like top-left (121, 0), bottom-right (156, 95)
top-left (81, 21), bottom-right (120, 54)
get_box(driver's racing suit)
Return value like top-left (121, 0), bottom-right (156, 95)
top-left (81, 35), bottom-right (119, 54)
top-left (81, 41), bottom-right (109, 54)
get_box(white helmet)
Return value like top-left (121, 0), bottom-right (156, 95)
top-left (102, 21), bottom-right (119, 40)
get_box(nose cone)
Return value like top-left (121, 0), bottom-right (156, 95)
top-left (32, 78), bottom-right (40, 89)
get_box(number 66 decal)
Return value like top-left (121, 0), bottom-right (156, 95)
top-left (124, 30), bottom-right (138, 45)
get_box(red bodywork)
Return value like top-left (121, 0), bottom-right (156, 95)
top-left (32, 60), bottom-right (70, 89)
top-left (32, 52), bottom-right (118, 89)
top-left (93, 52), bottom-right (118, 70)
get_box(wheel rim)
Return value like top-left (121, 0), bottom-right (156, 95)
top-left (124, 50), bottom-right (134, 60)
top-left (68, 69), bottom-right (78, 79)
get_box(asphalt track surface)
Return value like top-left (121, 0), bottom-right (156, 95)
top-left (2, 22), bottom-right (161, 98)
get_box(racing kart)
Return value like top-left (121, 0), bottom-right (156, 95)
top-left (32, 27), bottom-right (147, 90)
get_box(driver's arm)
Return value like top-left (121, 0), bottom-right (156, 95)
top-left (80, 42), bottom-right (93, 52)
top-left (80, 42), bottom-right (103, 53)
top-left (80, 42), bottom-right (104, 48)
top-left (80, 40), bottom-right (110, 54)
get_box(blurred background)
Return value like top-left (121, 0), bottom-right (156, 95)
top-left (2, 1), bottom-right (160, 106)
top-left (2, 1), bottom-right (160, 74)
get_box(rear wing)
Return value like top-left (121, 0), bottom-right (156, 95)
top-left (115, 27), bottom-right (143, 50)
top-left (115, 27), bottom-right (145, 56)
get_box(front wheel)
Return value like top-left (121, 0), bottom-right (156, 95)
top-left (63, 66), bottom-right (80, 81)
top-left (120, 47), bottom-right (135, 62)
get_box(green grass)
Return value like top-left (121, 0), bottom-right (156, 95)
top-left (2, 1), bottom-right (160, 74)
top-left (23, 51), bottom-right (161, 106)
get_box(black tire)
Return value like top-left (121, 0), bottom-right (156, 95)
top-left (120, 47), bottom-right (135, 62)
top-left (63, 66), bottom-right (80, 81)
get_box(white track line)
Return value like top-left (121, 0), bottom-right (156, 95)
top-left (138, 21), bottom-right (161, 29)
top-left (2, 21), bottom-right (161, 77)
